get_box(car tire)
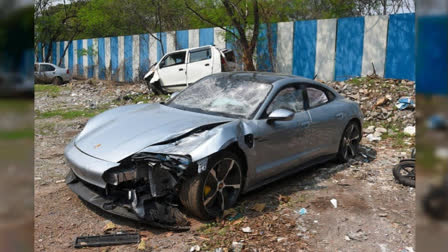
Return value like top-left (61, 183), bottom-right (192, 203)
top-left (52, 77), bottom-right (63, 85)
top-left (392, 160), bottom-right (415, 187)
top-left (147, 81), bottom-right (166, 95)
top-left (179, 151), bottom-right (243, 219)
top-left (337, 121), bottom-right (361, 163)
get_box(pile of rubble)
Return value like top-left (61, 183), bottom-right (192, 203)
top-left (35, 79), bottom-right (166, 113)
top-left (324, 76), bottom-right (416, 143)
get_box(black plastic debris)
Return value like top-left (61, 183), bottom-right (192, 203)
top-left (74, 233), bottom-right (140, 248)
top-left (359, 146), bottom-right (377, 163)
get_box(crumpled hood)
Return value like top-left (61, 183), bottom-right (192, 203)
top-left (75, 103), bottom-right (231, 162)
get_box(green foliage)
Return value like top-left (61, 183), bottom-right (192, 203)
top-left (36, 108), bottom-right (106, 119)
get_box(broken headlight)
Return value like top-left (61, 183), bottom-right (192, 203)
top-left (131, 152), bottom-right (191, 170)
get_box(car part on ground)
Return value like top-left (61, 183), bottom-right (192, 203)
top-left (65, 72), bottom-right (363, 230)
top-left (74, 232), bottom-right (140, 248)
top-left (392, 148), bottom-right (415, 187)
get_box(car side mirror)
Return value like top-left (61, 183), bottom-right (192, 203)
top-left (267, 109), bottom-right (294, 124)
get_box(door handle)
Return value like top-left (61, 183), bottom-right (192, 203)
top-left (336, 113), bottom-right (344, 119)
top-left (179, 68), bottom-right (184, 71)
top-left (205, 63), bottom-right (210, 66)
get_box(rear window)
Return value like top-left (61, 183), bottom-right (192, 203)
top-left (189, 48), bottom-right (211, 63)
top-left (306, 87), bottom-right (329, 108)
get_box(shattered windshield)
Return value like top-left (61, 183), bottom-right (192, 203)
top-left (168, 75), bottom-right (272, 118)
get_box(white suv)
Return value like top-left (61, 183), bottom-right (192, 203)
top-left (144, 45), bottom-right (236, 94)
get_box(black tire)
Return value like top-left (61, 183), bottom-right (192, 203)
top-left (179, 151), bottom-right (243, 219)
top-left (147, 81), bottom-right (165, 95)
top-left (392, 160), bottom-right (415, 187)
top-left (52, 77), bottom-right (63, 85)
top-left (423, 187), bottom-right (448, 219)
top-left (337, 121), bottom-right (361, 162)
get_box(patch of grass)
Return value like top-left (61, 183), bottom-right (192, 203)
top-left (0, 99), bottom-right (33, 113)
top-left (34, 84), bottom-right (63, 97)
top-left (347, 77), bottom-right (366, 86)
top-left (36, 108), bottom-right (107, 119)
top-left (0, 128), bottom-right (33, 140)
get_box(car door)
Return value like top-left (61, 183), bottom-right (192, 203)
top-left (186, 47), bottom-right (213, 84)
top-left (251, 85), bottom-right (312, 182)
top-left (157, 51), bottom-right (187, 88)
top-left (40, 64), bottom-right (56, 83)
top-left (304, 85), bottom-right (341, 158)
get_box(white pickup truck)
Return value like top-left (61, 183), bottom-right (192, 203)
top-left (144, 45), bottom-right (236, 94)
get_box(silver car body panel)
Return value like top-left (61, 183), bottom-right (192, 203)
top-left (66, 72), bottom-right (363, 192)
top-left (64, 72), bottom-right (363, 227)
top-left (65, 139), bottom-right (120, 188)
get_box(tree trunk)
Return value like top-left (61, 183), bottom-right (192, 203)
top-left (45, 42), bottom-right (52, 63)
top-left (242, 49), bottom-right (256, 71)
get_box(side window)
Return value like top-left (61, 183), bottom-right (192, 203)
top-left (306, 87), bottom-right (329, 108)
top-left (160, 51), bottom-right (186, 68)
top-left (41, 64), bottom-right (55, 72)
top-left (34, 64), bottom-right (38, 71)
top-left (266, 87), bottom-right (304, 115)
top-left (189, 48), bottom-right (211, 63)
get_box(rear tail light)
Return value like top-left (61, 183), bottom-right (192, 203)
top-left (66, 69), bottom-right (70, 74)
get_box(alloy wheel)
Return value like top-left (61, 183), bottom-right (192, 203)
top-left (202, 158), bottom-right (242, 216)
top-left (342, 124), bottom-right (361, 160)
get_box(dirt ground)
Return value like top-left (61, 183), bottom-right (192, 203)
top-left (34, 79), bottom-right (416, 251)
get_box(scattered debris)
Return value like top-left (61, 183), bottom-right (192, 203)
top-left (295, 208), bottom-right (307, 215)
top-left (55, 179), bottom-right (65, 184)
top-left (346, 229), bottom-right (368, 241)
top-left (232, 241), bottom-right (244, 252)
top-left (278, 194), bottom-right (290, 204)
top-left (102, 221), bottom-right (117, 233)
top-left (277, 237), bottom-right (287, 242)
top-left (137, 237), bottom-right (147, 251)
top-left (395, 97), bottom-right (415, 110)
top-left (190, 244), bottom-right (201, 252)
top-left (74, 233), bottom-right (140, 248)
top-left (242, 227), bottom-right (252, 233)
top-left (330, 199), bottom-right (338, 208)
top-left (403, 126), bottom-right (416, 136)
top-left (367, 134), bottom-right (381, 142)
top-left (378, 213), bottom-right (388, 217)
top-left (251, 203), bottom-right (266, 212)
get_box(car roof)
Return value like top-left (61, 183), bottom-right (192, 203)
top-left (210, 71), bottom-right (320, 85)
top-left (209, 71), bottom-right (341, 97)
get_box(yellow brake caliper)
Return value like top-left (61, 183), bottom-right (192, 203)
top-left (204, 185), bottom-right (211, 197)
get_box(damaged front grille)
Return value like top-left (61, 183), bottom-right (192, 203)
top-left (96, 153), bottom-right (194, 230)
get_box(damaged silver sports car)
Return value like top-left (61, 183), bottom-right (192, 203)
top-left (65, 72), bottom-right (363, 230)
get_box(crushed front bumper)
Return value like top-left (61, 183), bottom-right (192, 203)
top-left (66, 169), bottom-right (190, 231)
top-left (64, 140), bottom-right (190, 231)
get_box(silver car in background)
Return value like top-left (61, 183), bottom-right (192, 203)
top-left (64, 72), bottom-right (363, 230)
top-left (34, 62), bottom-right (72, 85)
